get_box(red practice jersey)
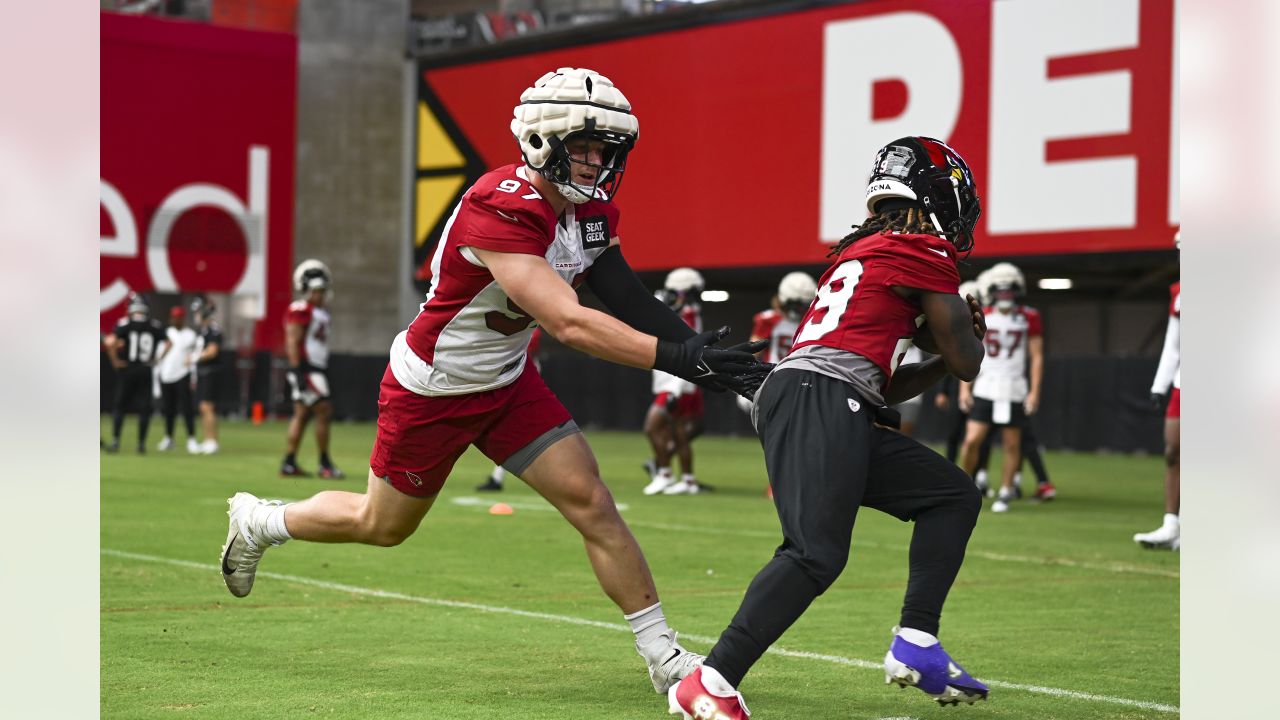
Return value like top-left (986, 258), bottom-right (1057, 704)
top-left (397, 164), bottom-right (619, 395)
top-left (751, 309), bottom-right (800, 363)
top-left (285, 299), bottom-right (331, 369)
top-left (791, 232), bottom-right (960, 382)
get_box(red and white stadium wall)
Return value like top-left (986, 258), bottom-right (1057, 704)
top-left (413, 0), bottom-right (1177, 274)
top-left (100, 13), bottom-right (297, 348)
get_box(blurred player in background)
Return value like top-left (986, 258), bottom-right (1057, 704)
top-left (281, 259), bottom-right (345, 479)
top-left (1135, 239), bottom-right (1180, 551)
top-left (221, 68), bottom-right (769, 699)
top-left (933, 279), bottom-right (983, 460)
top-left (958, 263), bottom-right (1044, 512)
top-left (476, 327), bottom-right (543, 491)
top-left (737, 271), bottom-right (817, 414)
top-left (670, 137), bottom-right (989, 718)
top-left (643, 268), bottom-right (706, 496)
top-left (191, 297), bottom-right (223, 454)
top-left (104, 293), bottom-right (167, 454)
top-left (154, 305), bottom-right (200, 453)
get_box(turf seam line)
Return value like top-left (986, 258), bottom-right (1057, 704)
top-left (103, 548), bottom-right (1179, 714)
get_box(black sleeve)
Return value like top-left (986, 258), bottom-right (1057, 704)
top-left (586, 245), bottom-right (695, 342)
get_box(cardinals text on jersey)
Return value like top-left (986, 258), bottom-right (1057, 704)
top-left (396, 164), bottom-right (619, 396)
top-left (286, 300), bottom-right (331, 369)
top-left (972, 305), bottom-right (1042, 403)
top-left (789, 232), bottom-right (960, 387)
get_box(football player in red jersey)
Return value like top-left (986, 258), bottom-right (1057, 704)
top-left (669, 137), bottom-right (990, 719)
top-left (958, 262), bottom-right (1047, 512)
top-left (644, 268), bottom-right (708, 495)
top-left (1135, 232), bottom-right (1180, 550)
top-left (280, 259), bottom-right (344, 479)
top-left (219, 68), bottom-right (770, 700)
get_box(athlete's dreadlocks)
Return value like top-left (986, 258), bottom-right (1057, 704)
top-left (828, 206), bottom-right (943, 258)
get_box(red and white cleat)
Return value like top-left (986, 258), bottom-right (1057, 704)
top-left (1033, 482), bottom-right (1057, 501)
top-left (668, 667), bottom-right (751, 719)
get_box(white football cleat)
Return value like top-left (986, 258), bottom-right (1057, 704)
top-left (974, 470), bottom-right (990, 497)
top-left (663, 479), bottom-right (701, 495)
top-left (1133, 523), bottom-right (1179, 550)
top-left (187, 438), bottom-right (201, 454)
top-left (992, 486), bottom-right (1015, 513)
top-left (644, 474), bottom-right (676, 495)
top-left (643, 631), bottom-right (704, 694)
top-left (157, 436), bottom-right (174, 452)
top-left (220, 492), bottom-right (280, 598)
top-left (201, 439), bottom-right (219, 455)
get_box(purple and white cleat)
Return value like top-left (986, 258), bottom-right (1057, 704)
top-left (884, 628), bottom-right (989, 706)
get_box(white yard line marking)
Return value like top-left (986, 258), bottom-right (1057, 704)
top-left (450, 495), bottom-right (630, 512)
top-left (624, 520), bottom-right (1179, 579)
top-left (104, 549), bottom-right (1179, 714)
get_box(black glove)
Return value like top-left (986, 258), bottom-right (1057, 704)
top-left (653, 327), bottom-right (772, 399)
top-left (1149, 392), bottom-right (1167, 412)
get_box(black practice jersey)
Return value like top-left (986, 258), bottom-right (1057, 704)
top-left (113, 317), bottom-right (166, 368)
top-left (197, 323), bottom-right (224, 368)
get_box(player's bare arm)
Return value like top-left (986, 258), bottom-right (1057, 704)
top-left (1026, 335), bottom-right (1044, 414)
top-left (472, 245), bottom-right (661, 369)
top-left (915, 289), bottom-right (984, 382)
top-left (284, 322), bottom-right (304, 368)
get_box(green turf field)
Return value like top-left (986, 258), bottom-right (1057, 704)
top-left (101, 418), bottom-right (1178, 719)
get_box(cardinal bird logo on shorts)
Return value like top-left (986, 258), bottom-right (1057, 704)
top-left (847, 398), bottom-right (861, 413)
top-left (405, 472), bottom-right (424, 487)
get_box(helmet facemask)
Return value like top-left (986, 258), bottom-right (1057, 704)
top-left (864, 137), bottom-right (981, 255)
top-left (542, 128), bottom-right (632, 204)
top-left (512, 68), bottom-right (639, 205)
top-left (992, 283), bottom-right (1021, 311)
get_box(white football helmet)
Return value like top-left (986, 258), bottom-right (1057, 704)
top-left (777, 272), bottom-right (817, 321)
top-left (511, 68), bottom-right (638, 205)
top-left (958, 280), bottom-right (983, 306)
top-left (982, 262), bottom-right (1025, 311)
top-left (661, 267), bottom-right (704, 310)
top-left (293, 259), bottom-right (332, 294)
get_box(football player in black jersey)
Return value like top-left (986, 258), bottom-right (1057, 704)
top-left (192, 298), bottom-right (223, 454)
top-left (104, 294), bottom-right (167, 453)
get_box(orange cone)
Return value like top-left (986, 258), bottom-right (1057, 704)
top-left (489, 502), bottom-right (514, 515)
top-left (251, 401), bottom-right (265, 425)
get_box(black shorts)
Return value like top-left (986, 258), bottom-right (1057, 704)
top-left (756, 369), bottom-right (977, 527)
top-left (196, 368), bottom-right (221, 405)
top-left (114, 365), bottom-right (153, 414)
top-left (968, 397), bottom-right (1026, 427)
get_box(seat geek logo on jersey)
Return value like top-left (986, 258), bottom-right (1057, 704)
top-left (579, 215), bottom-right (610, 249)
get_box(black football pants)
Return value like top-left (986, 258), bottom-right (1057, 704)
top-left (706, 369), bottom-right (982, 688)
top-left (112, 366), bottom-right (154, 445)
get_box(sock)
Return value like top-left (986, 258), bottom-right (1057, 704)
top-left (491, 467), bottom-right (506, 483)
top-left (897, 626), bottom-right (939, 647)
top-left (261, 504), bottom-right (293, 545)
top-left (699, 665), bottom-right (738, 695)
top-left (624, 602), bottom-right (671, 657)
top-left (681, 473), bottom-right (696, 485)
top-left (656, 467), bottom-right (672, 479)
top-left (320, 453), bottom-right (333, 467)
top-left (284, 453), bottom-right (297, 466)
top-left (1163, 513), bottom-right (1179, 529)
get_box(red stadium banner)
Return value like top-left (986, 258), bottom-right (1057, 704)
top-left (100, 13), bottom-right (297, 347)
top-left (414, 0), bottom-right (1176, 271)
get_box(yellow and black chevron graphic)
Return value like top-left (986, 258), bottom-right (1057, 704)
top-left (413, 78), bottom-right (485, 281)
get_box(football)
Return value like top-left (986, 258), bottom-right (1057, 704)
top-left (913, 322), bottom-right (940, 353)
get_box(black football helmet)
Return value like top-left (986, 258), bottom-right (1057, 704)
top-left (190, 296), bottom-right (216, 322)
top-left (126, 292), bottom-right (149, 317)
top-left (865, 136), bottom-right (981, 253)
